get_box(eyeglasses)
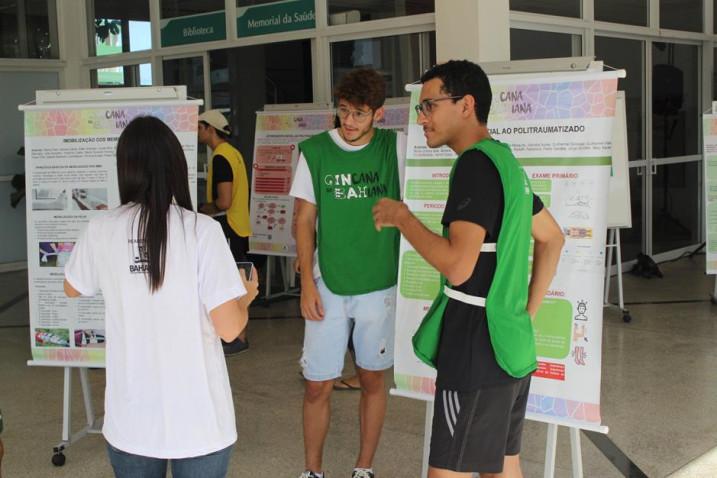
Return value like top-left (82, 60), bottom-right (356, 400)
top-left (336, 106), bottom-right (373, 122)
top-left (414, 95), bottom-right (464, 116)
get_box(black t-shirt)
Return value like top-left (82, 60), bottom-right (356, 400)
top-left (436, 149), bottom-right (544, 391)
top-left (211, 155), bottom-right (233, 201)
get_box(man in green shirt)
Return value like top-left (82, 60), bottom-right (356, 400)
top-left (373, 60), bottom-right (565, 478)
top-left (290, 69), bottom-right (406, 478)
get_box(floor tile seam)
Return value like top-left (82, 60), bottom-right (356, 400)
top-left (665, 445), bottom-right (717, 477)
top-left (602, 326), bottom-right (717, 343)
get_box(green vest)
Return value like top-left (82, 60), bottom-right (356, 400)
top-left (412, 138), bottom-right (537, 378)
top-left (300, 129), bottom-right (401, 295)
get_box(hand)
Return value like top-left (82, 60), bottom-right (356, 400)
top-left (239, 267), bottom-right (259, 306)
top-left (372, 198), bottom-right (409, 232)
top-left (300, 280), bottom-right (324, 321)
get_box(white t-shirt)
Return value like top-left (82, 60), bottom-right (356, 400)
top-left (65, 204), bottom-right (245, 459)
top-left (289, 128), bottom-right (407, 278)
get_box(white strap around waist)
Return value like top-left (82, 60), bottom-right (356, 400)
top-left (443, 286), bottom-right (486, 307)
top-left (481, 242), bottom-right (496, 252)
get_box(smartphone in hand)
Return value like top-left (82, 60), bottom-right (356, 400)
top-left (236, 262), bottom-right (254, 280)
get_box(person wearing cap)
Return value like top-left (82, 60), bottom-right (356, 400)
top-left (198, 110), bottom-right (252, 356)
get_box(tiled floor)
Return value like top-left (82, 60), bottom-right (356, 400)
top-left (1, 257), bottom-right (716, 477)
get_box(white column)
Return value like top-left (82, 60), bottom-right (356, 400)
top-left (434, 0), bottom-right (510, 64)
top-left (57, 0), bottom-right (89, 89)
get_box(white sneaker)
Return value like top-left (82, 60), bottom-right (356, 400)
top-left (299, 472), bottom-right (324, 478)
top-left (352, 469), bottom-right (374, 478)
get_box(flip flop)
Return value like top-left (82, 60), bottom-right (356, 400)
top-left (333, 379), bottom-right (360, 391)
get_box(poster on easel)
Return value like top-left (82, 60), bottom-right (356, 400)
top-left (394, 71), bottom-right (620, 433)
top-left (703, 106), bottom-right (717, 274)
top-left (22, 93), bottom-right (200, 367)
top-left (248, 103), bottom-right (409, 256)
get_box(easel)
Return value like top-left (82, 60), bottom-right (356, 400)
top-left (248, 103), bottom-right (331, 304)
top-left (21, 85), bottom-right (201, 466)
top-left (392, 57), bottom-right (623, 478)
top-left (604, 227), bottom-right (632, 323)
top-left (261, 255), bottom-right (299, 301)
top-left (602, 91), bottom-right (633, 323)
top-left (26, 362), bottom-right (103, 466)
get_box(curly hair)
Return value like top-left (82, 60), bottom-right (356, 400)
top-left (334, 68), bottom-right (386, 111)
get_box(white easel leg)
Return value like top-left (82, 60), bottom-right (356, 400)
top-left (544, 423), bottom-right (558, 478)
top-left (79, 368), bottom-right (95, 428)
top-left (62, 367), bottom-right (72, 442)
top-left (283, 257), bottom-right (291, 292)
top-left (422, 401), bottom-right (433, 478)
top-left (604, 228), bottom-right (615, 305)
top-left (569, 427), bottom-right (584, 478)
top-left (289, 257), bottom-right (297, 288)
top-left (615, 228), bottom-right (625, 311)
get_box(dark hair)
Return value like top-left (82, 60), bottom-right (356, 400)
top-left (334, 68), bottom-right (386, 111)
top-left (199, 120), bottom-right (231, 140)
top-left (117, 116), bottom-right (193, 292)
top-left (420, 60), bottom-right (492, 124)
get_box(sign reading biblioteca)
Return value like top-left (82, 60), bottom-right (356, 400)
top-left (160, 10), bottom-right (226, 47)
top-left (237, 0), bottom-right (315, 37)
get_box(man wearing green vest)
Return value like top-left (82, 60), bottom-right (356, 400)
top-left (373, 60), bottom-right (565, 478)
top-left (290, 69), bottom-right (406, 478)
top-left (198, 110), bottom-right (252, 356)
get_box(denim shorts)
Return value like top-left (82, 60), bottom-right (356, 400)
top-left (300, 277), bottom-right (396, 381)
top-left (106, 442), bottom-right (233, 478)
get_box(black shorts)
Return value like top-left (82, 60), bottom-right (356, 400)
top-left (215, 215), bottom-right (248, 262)
top-left (429, 376), bottom-right (531, 474)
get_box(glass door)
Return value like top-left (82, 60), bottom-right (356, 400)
top-left (650, 41), bottom-right (702, 255)
top-left (595, 35), bottom-right (646, 262)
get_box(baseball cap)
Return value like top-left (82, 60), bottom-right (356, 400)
top-left (198, 110), bottom-right (231, 135)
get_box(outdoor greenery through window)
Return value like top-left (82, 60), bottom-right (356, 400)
top-left (90, 0), bottom-right (151, 56)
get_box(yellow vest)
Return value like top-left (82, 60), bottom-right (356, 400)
top-left (206, 142), bottom-right (252, 237)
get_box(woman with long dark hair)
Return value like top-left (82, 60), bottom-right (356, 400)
top-left (63, 116), bottom-right (257, 477)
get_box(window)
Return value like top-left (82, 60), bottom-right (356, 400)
top-left (660, 0), bottom-right (702, 32)
top-left (0, 0), bottom-right (58, 59)
top-left (652, 42), bottom-right (699, 158)
top-left (210, 40), bottom-right (313, 166)
top-left (331, 32), bottom-right (435, 98)
top-left (162, 0), bottom-right (224, 18)
top-left (91, 64), bottom-right (152, 88)
top-left (595, 36), bottom-right (644, 161)
top-left (160, 0), bottom-right (226, 47)
top-left (328, 0), bottom-right (433, 25)
top-left (510, 29), bottom-right (581, 61)
top-left (510, 0), bottom-right (580, 18)
top-left (595, 0), bottom-right (647, 26)
top-left (163, 57), bottom-right (204, 105)
top-left (89, 0), bottom-right (151, 56)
